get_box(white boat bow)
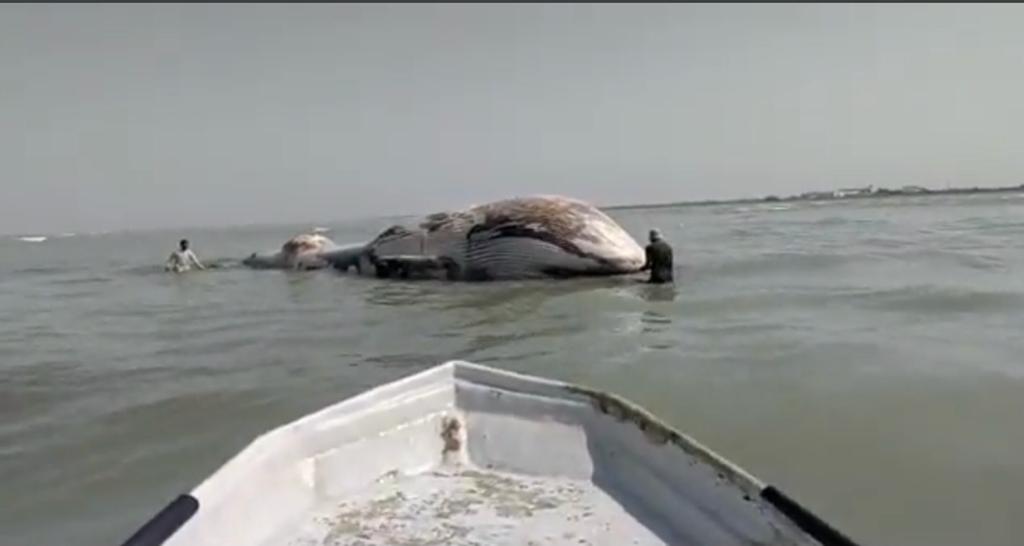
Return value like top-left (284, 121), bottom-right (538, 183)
top-left (121, 361), bottom-right (858, 546)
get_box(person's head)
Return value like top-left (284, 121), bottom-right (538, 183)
top-left (648, 229), bottom-right (662, 243)
top-left (179, 239), bottom-right (189, 251)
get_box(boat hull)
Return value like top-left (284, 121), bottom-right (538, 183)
top-left (122, 362), bottom-right (856, 546)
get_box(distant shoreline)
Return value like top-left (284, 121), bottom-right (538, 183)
top-left (604, 183), bottom-right (1024, 211)
top-left (7, 183), bottom-right (1024, 237)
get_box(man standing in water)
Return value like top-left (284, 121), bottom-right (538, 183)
top-left (165, 239), bottom-right (206, 273)
top-left (641, 229), bottom-right (673, 284)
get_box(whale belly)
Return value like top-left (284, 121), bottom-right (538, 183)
top-left (464, 236), bottom-right (614, 280)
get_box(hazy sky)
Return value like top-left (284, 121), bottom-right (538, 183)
top-left (4, 4), bottom-right (1024, 234)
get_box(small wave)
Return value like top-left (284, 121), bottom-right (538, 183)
top-left (810, 216), bottom-right (850, 226)
top-left (856, 286), bottom-right (1024, 314)
top-left (859, 237), bottom-right (910, 249)
top-left (699, 251), bottom-right (851, 277)
top-left (118, 264), bottom-right (167, 276)
top-left (17, 236), bottom-right (47, 243)
top-left (729, 204), bottom-right (791, 214)
top-left (11, 266), bottom-right (69, 275)
top-left (875, 247), bottom-right (1009, 272)
top-left (56, 233), bottom-right (76, 238)
top-left (49, 276), bottom-right (113, 286)
top-left (728, 227), bottom-right (760, 236)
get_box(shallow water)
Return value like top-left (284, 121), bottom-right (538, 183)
top-left (2, 194), bottom-right (1023, 546)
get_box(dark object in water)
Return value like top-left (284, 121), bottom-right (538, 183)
top-left (641, 230), bottom-right (674, 284)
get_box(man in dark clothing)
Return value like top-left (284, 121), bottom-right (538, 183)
top-left (641, 229), bottom-right (674, 284)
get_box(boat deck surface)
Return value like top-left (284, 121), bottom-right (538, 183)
top-left (284, 466), bottom-right (668, 546)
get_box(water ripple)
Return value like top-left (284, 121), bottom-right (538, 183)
top-left (1, 197), bottom-right (1023, 546)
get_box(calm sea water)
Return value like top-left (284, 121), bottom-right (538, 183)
top-left (2, 194), bottom-right (1023, 546)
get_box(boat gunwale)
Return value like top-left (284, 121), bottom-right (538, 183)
top-left (447, 362), bottom-right (860, 546)
top-left (447, 361), bottom-right (767, 495)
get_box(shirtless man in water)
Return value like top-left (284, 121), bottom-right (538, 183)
top-left (165, 239), bottom-right (206, 273)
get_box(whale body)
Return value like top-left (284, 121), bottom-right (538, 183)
top-left (244, 195), bottom-right (646, 280)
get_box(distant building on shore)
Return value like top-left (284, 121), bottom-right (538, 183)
top-left (833, 185), bottom-right (877, 198)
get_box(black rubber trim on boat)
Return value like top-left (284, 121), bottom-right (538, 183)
top-left (119, 494), bottom-right (198, 546)
top-left (761, 486), bottom-right (859, 546)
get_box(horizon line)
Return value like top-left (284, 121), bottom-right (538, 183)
top-left (4, 182), bottom-right (1023, 237)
